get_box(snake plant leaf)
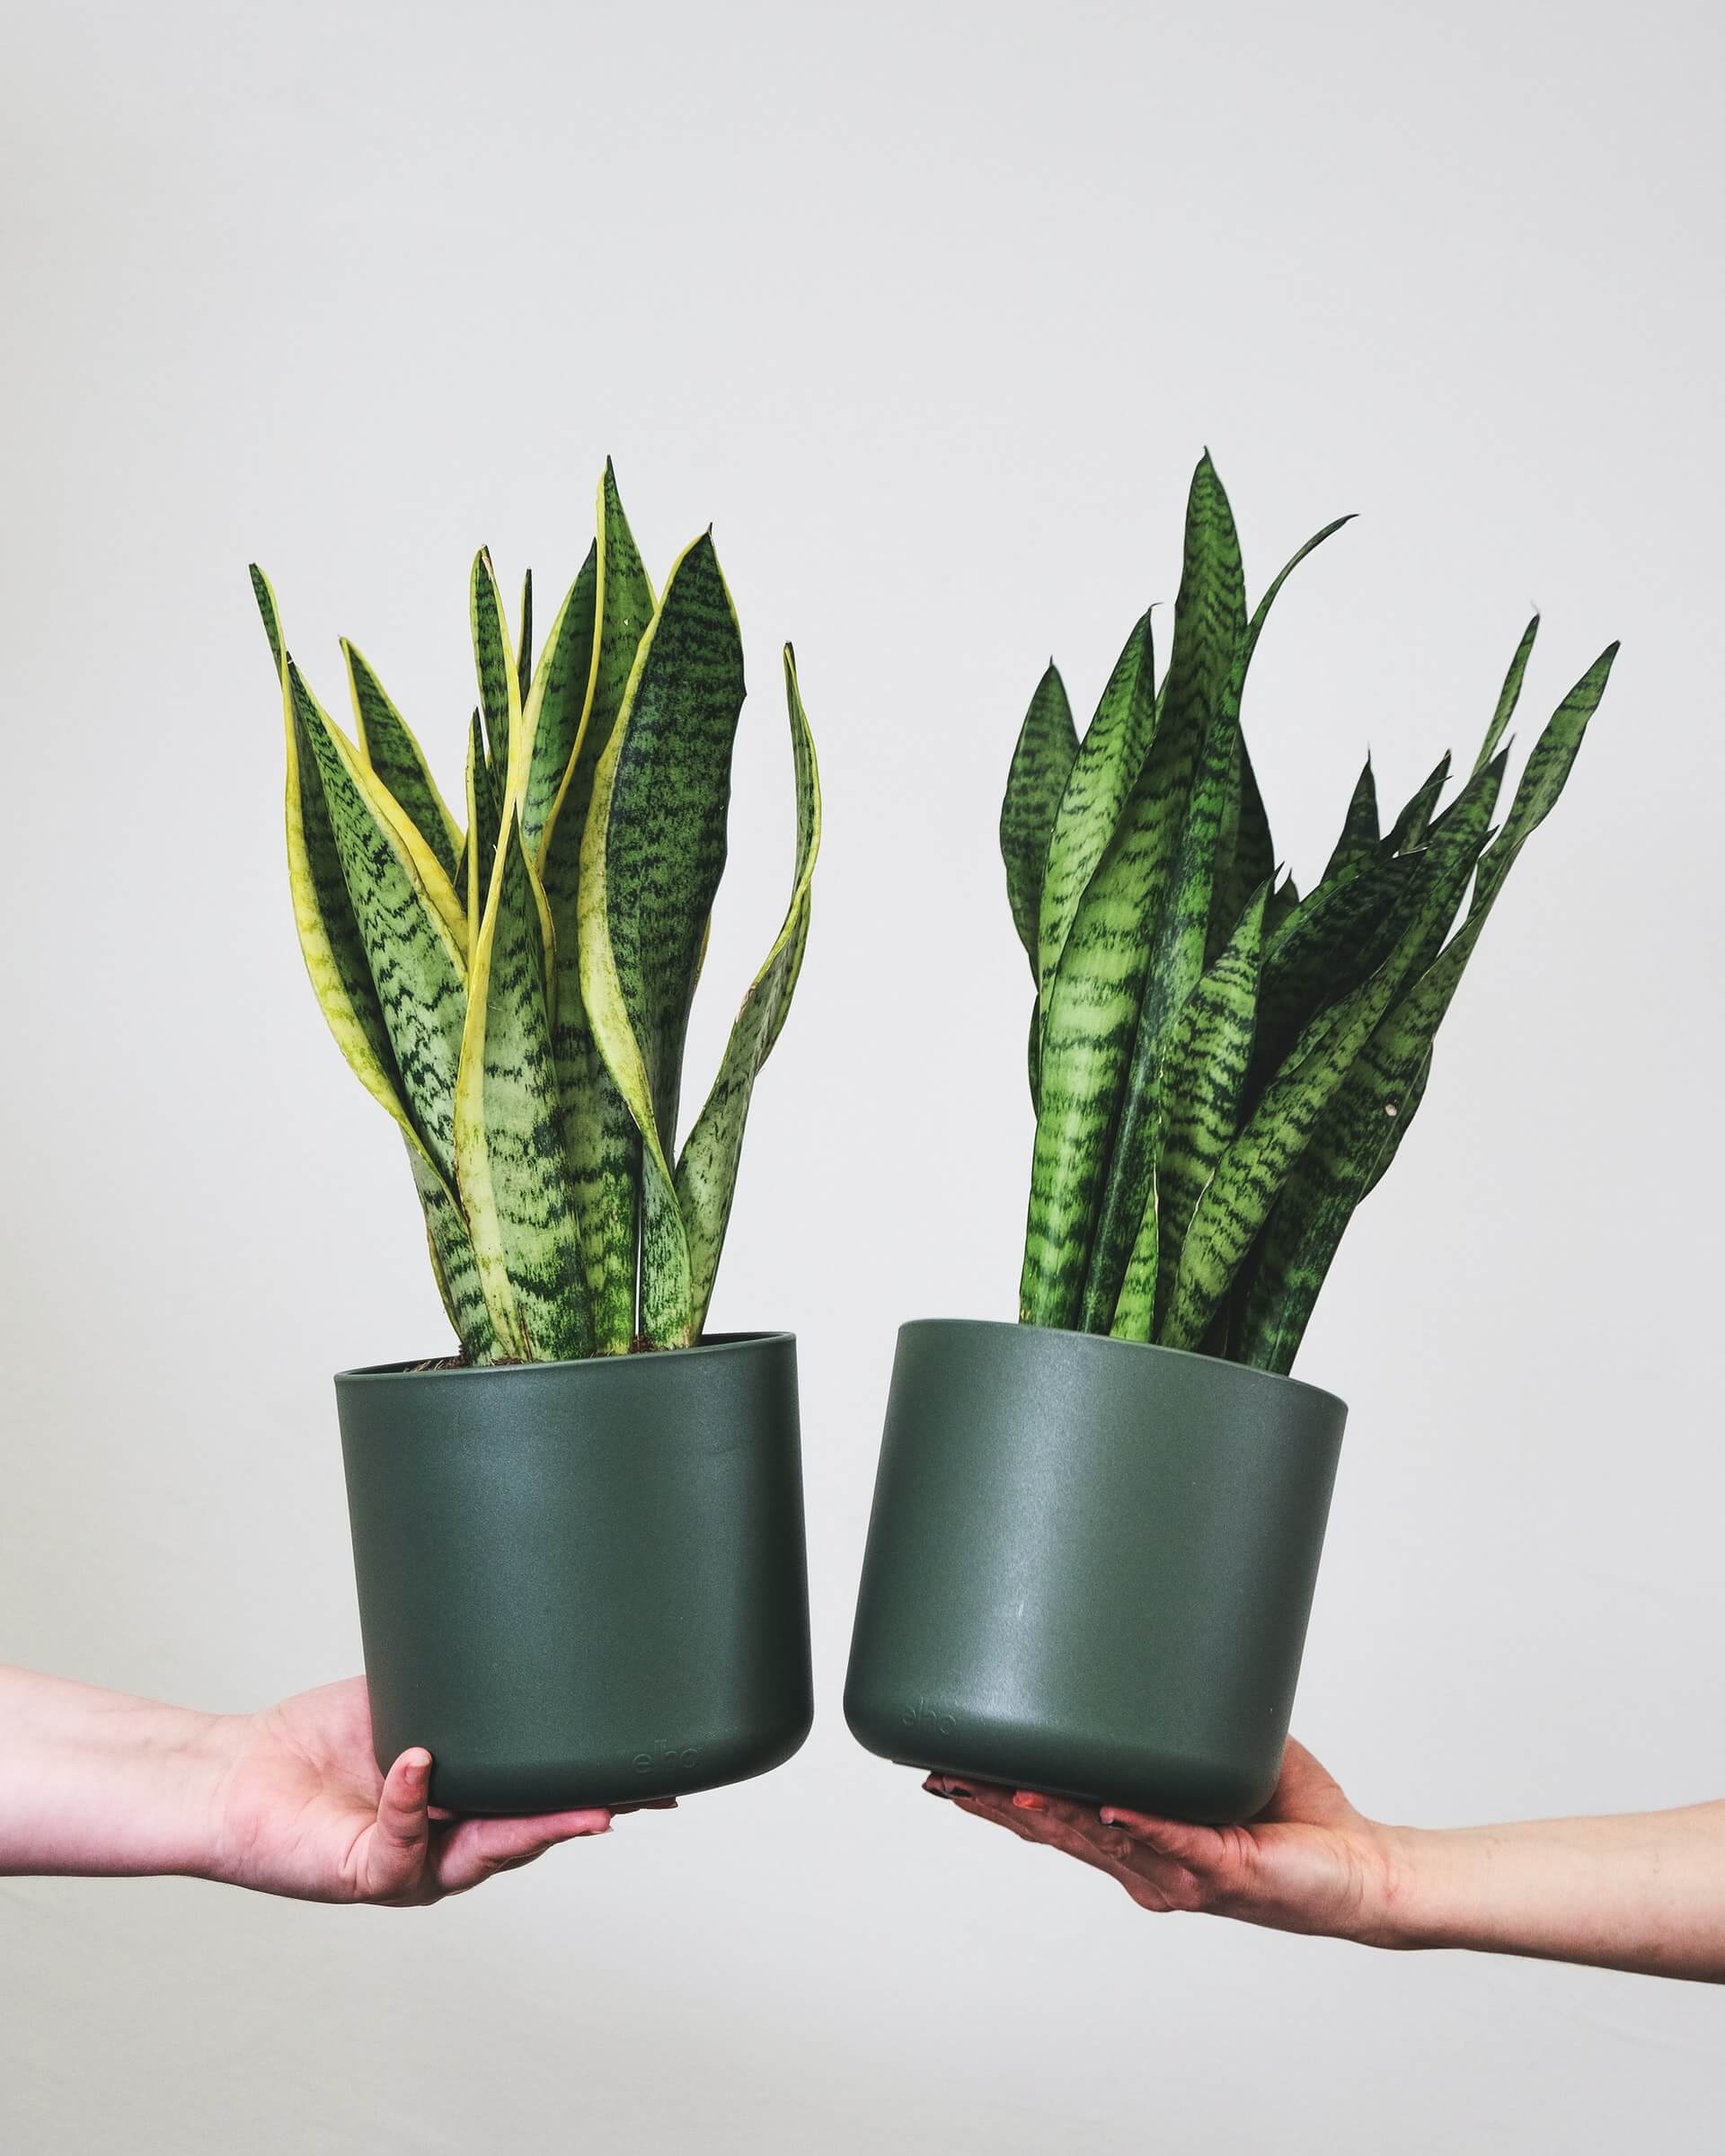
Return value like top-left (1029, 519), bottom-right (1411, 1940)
top-left (1080, 683), bottom-right (1244, 1330)
top-left (1034, 609), bottom-right (1157, 1024)
top-left (676, 646), bottom-right (821, 1334)
top-left (1111, 1172), bottom-right (1162, 1348)
top-left (341, 641), bottom-right (463, 883)
top-left (1202, 517), bottom-right (1349, 958)
top-left (463, 710), bottom-right (502, 946)
top-left (1382, 753), bottom-right (1451, 854)
top-left (1023, 455), bottom-right (1252, 1330)
top-left (1322, 757), bottom-right (1379, 881)
top-left (291, 659), bottom-right (469, 1185)
top-left (1109, 886), bottom-right (1267, 1343)
top-left (252, 573), bottom-right (496, 1362)
top-left (541, 467), bottom-right (658, 1355)
top-left (408, 1144), bottom-right (500, 1364)
top-left (1242, 515), bottom-right (1356, 672)
top-left (452, 816), bottom-right (590, 1363)
top-left (1473, 642), bottom-right (1617, 914)
top-left (1162, 749), bottom-right (1505, 1351)
top-left (1001, 662), bottom-right (1079, 976)
top-left (250, 564), bottom-right (286, 678)
top-left (520, 545), bottom-right (597, 862)
top-left (1477, 614), bottom-right (1539, 773)
top-left (471, 547), bottom-right (524, 801)
top-left (334, 648), bottom-right (468, 960)
top-left (1208, 734), bottom-right (1274, 959)
top-left (1253, 853), bottom-right (1417, 1068)
top-left (254, 579), bottom-right (412, 1147)
top-left (1236, 643), bottom-right (1616, 1372)
top-left (579, 531), bottom-right (745, 1348)
top-left (518, 570), bottom-right (535, 711)
top-left (1266, 872), bottom-right (1301, 937)
top-left (1060, 454), bottom-right (1247, 1330)
top-left (583, 530), bottom-right (746, 1156)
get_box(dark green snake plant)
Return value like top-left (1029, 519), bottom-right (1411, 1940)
top-left (252, 464), bottom-right (819, 1364)
top-left (1004, 452), bottom-right (1615, 1376)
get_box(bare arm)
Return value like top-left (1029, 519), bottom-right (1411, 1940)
top-left (0, 1666), bottom-right (635, 1904)
top-left (930, 1742), bottom-right (1725, 1984)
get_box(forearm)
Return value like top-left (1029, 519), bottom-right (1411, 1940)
top-left (1376, 1803), bottom-right (1725, 1981)
top-left (0, 1666), bottom-right (234, 1878)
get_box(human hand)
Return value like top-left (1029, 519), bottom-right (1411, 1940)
top-left (204, 1677), bottom-right (640, 1906)
top-left (926, 1739), bottom-right (1403, 1945)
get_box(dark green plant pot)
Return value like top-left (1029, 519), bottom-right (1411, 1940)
top-left (335, 1331), bottom-right (813, 1815)
top-left (845, 1320), bottom-right (1346, 1824)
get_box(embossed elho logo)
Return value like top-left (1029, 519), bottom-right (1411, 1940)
top-left (900, 1697), bottom-right (959, 1738)
top-left (633, 1737), bottom-right (702, 1774)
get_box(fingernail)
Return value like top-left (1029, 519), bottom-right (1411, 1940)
top-left (1012, 1791), bottom-right (1048, 1812)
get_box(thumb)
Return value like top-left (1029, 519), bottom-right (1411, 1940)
top-left (1098, 1806), bottom-right (1216, 1863)
top-left (361, 1747), bottom-right (434, 1899)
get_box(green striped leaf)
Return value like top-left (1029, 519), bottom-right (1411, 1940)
top-left (289, 659), bottom-right (469, 1187)
top-left (453, 816), bottom-right (590, 1362)
top-left (1473, 642), bottom-right (1617, 914)
top-left (1161, 749), bottom-right (1505, 1351)
top-left (256, 583), bottom-right (412, 1148)
top-left (462, 711), bottom-right (501, 947)
top-left (250, 563), bottom-right (285, 678)
top-left (1035, 610), bottom-right (1157, 1024)
top-left (1252, 852), bottom-right (1416, 1077)
top-left (1237, 642), bottom-right (1615, 1373)
top-left (1055, 453), bottom-right (1246, 1331)
top-left (471, 547), bottom-right (523, 801)
top-left (517, 570), bottom-right (535, 711)
top-left (520, 545), bottom-right (597, 862)
top-left (341, 641), bottom-right (463, 883)
top-left (1001, 662), bottom-right (1079, 978)
top-left (408, 1144), bottom-right (500, 1364)
top-left (252, 572), bottom-right (493, 1362)
top-left (1477, 614), bottom-right (1538, 773)
top-left (579, 531), bottom-right (745, 1349)
top-left (1110, 887), bottom-right (1266, 1344)
top-left (1266, 872), bottom-right (1301, 937)
top-left (1243, 515), bottom-right (1355, 672)
top-left (1382, 753), bottom-right (1450, 854)
top-left (1208, 734), bottom-right (1273, 959)
top-left (1322, 757), bottom-right (1379, 881)
top-left (1151, 885), bottom-right (1267, 1334)
top-left (543, 464), bottom-right (657, 1352)
top-left (676, 647), bottom-right (821, 1334)
top-left (1203, 517), bottom-right (1349, 957)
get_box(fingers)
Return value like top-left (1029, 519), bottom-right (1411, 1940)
top-left (1097, 1805), bottom-right (1212, 1863)
top-left (924, 1776), bottom-right (1214, 1915)
top-left (361, 1747), bottom-right (435, 1899)
top-left (433, 1807), bottom-right (615, 1895)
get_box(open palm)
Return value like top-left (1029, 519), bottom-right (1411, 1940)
top-left (208, 1677), bottom-right (616, 1905)
top-left (930, 1740), bottom-right (1400, 1943)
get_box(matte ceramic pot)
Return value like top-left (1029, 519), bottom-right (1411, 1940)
top-left (845, 1320), bottom-right (1346, 1824)
top-left (336, 1331), bottom-right (813, 1814)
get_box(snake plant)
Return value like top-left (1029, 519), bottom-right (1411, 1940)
top-left (252, 464), bottom-right (820, 1364)
top-left (1004, 452), bottom-right (1615, 1376)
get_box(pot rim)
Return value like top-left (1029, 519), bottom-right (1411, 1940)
top-left (336, 1329), bottom-right (794, 1386)
top-left (897, 1316), bottom-right (1347, 1419)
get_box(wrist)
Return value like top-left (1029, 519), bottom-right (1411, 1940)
top-left (169, 1710), bottom-right (253, 1883)
top-left (1358, 1823), bottom-right (1451, 1951)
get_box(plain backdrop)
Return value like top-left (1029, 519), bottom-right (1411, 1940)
top-left (3, 1), bottom-right (1721, 2148)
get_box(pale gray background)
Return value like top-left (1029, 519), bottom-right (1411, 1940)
top-left (3, 0), bottom-right (1721, 2147)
